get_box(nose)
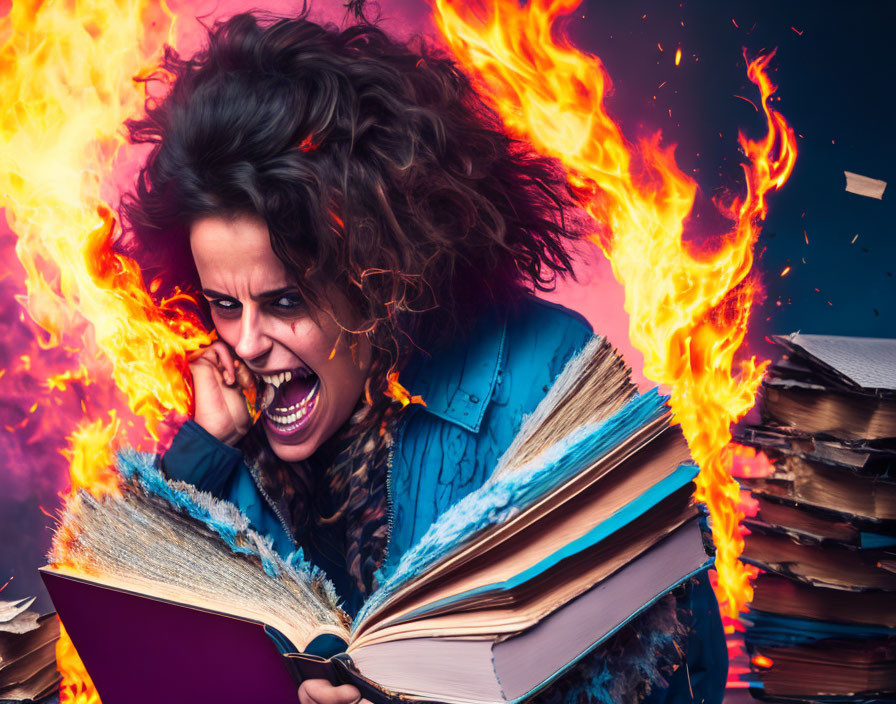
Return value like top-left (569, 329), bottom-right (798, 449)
top-left (233, 305), bottom-right (273, 363)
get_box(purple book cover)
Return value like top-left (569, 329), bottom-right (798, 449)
top-left (41, 570), bottom-right (301, 704)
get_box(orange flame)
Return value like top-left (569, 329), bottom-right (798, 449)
top-left (385, 371), bottom-right (427, 408)
top-left (751, 653), bottom-right (774, 669)
top-left (730, 443), bottom-right (775, 479)
top-left (434, 0), bottom-right (796, 618)
top-left (62, 415), bottom-right (123, 501)
top-left (1, 1), bottom-right (207, 701)
top-left (55, 623), bottom-right (100, 704)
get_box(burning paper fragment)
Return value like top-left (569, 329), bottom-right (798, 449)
top-left (844, 171), bottom-right (887, 199)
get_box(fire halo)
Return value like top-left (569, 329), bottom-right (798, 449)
top-left (432, 0), bottom-right (796, 619)
top-left (1, 1), bottom-right (205, 701)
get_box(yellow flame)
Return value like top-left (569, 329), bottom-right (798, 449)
top-left (1, 2), bottom-right (209, 453)
top-left (751, 653), bottom-right (774, 669)
top-left (434, 0), bottom-right (796, 618)
top-left (62, 414), bottom-right (122, 501)
top-left (1, 1), bottom-right (209, 701)
top-left (55, 624), bottom-right (99, 704)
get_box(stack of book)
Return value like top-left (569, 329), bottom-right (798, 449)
top-left (735, 333), bottom-right (896, 702)
top-left (0, 597), bottom-right (60, 702)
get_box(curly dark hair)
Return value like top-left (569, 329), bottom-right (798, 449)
top-left (121, 9), bottom-right (584, 599)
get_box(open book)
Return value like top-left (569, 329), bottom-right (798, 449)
top-left (42, 337), bottom-right (710, 704)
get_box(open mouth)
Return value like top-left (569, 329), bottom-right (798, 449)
top-left (256, 367), bottom-right (320, 437)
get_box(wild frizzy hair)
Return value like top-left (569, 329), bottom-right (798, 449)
top-left (119, 10), bottom-right (585, 596)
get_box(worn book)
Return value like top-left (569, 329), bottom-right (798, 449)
top-left (41, 337), bottom-right (710, 704)
top-left (741, 523), bottom-right (896, 591)
top-left (738, 453), bottom-right (896, 523)
top-left (750, 638), bottom-right (896, 699)
top-left (759, 333), bottom-right (896, 441)
top-left (743, 493), bottom-right (896, 548)
top-left (737, 425), bottom-right (896, 475)
top-left (737, 333), bottom-right (896, 701)
top-left (738, 334), bottom-right (896, 523)
top-left (744, 610), bottom-right (896, 700)
top-left (750, 573), bottom-right (896, 629)
top-left (0, 597), bottom-right (60, 702)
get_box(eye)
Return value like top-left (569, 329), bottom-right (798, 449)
top-left (208, 298), bottom-right (241, 315)
top-left (271, 293), bottom-right (305, 312)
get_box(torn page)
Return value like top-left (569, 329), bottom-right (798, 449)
top-left (844, 171), bottom-right (887, 199)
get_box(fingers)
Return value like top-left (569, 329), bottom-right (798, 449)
top-left (233, 356), bottom-right (256, 392)
top-left (212, 342), bottom-right (237, 385)
top-left (188, 341), bottom-right (239, 385)
top-left (187, 339), bottom-right (254, 445)
top-left (298, 680), bottom-right (361, 704)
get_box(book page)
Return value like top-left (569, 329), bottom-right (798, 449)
top-left (355, 388), bottom-right (672, 636)
top-left (351, 493), bottom-right (697, 649)
top-left (48, 456), bottom-right (350, 650)
top-left (358, 424), bottom-right (688, 636)
top-left (492, 336), bottom-right (636, 479)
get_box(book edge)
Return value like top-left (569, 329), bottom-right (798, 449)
top-left (501, 558), bottom-right (713, 704)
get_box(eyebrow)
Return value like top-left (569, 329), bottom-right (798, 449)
top-left (201, 287), bottom-right (298, 301)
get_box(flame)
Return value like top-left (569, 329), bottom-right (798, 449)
top-left (730, 443), bottom-right (775, 479)
top-left (385, 371), bottom-right (427, 408)
top-left (434, 0), bottom-right (796, 618)
top-left (56, 623), bottom-right (100, 704)
top-left (57, 418), bottom-right (122, 508)
top-left (1, 1), bottom-right (209, 701)
top-left (751, 653), bottom-right (774, 669)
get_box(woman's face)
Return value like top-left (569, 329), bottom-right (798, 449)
top-left (190, 214), bottom-right (371, 462)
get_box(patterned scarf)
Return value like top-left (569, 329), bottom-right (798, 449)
top-left (244, 400), bottom-right (393, 601)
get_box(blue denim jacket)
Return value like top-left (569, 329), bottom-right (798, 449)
top-left (163, 295), bottom-right (727, 703)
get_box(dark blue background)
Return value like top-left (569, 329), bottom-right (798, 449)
top-left (566, 0), bottom-right (894, 350)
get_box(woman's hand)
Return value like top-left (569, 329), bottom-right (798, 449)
top-left (298, 679), bottom-right (372, 704)
top-left (189, 341), bottom-right (256, 446)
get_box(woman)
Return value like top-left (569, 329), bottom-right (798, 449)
top-left (122, 11), bottom-right (727, 704)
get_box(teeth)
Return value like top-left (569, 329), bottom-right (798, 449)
top-left (259, 372), bottom-right (292, 389)
top-left (268, 404), bottom-right (309, 425)
top-left (259, 369), bottom-right (307, 388)
top-left (263, 381), bottom-right (320, 423)
top-left (260, 384), bottom-right (275, 411)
